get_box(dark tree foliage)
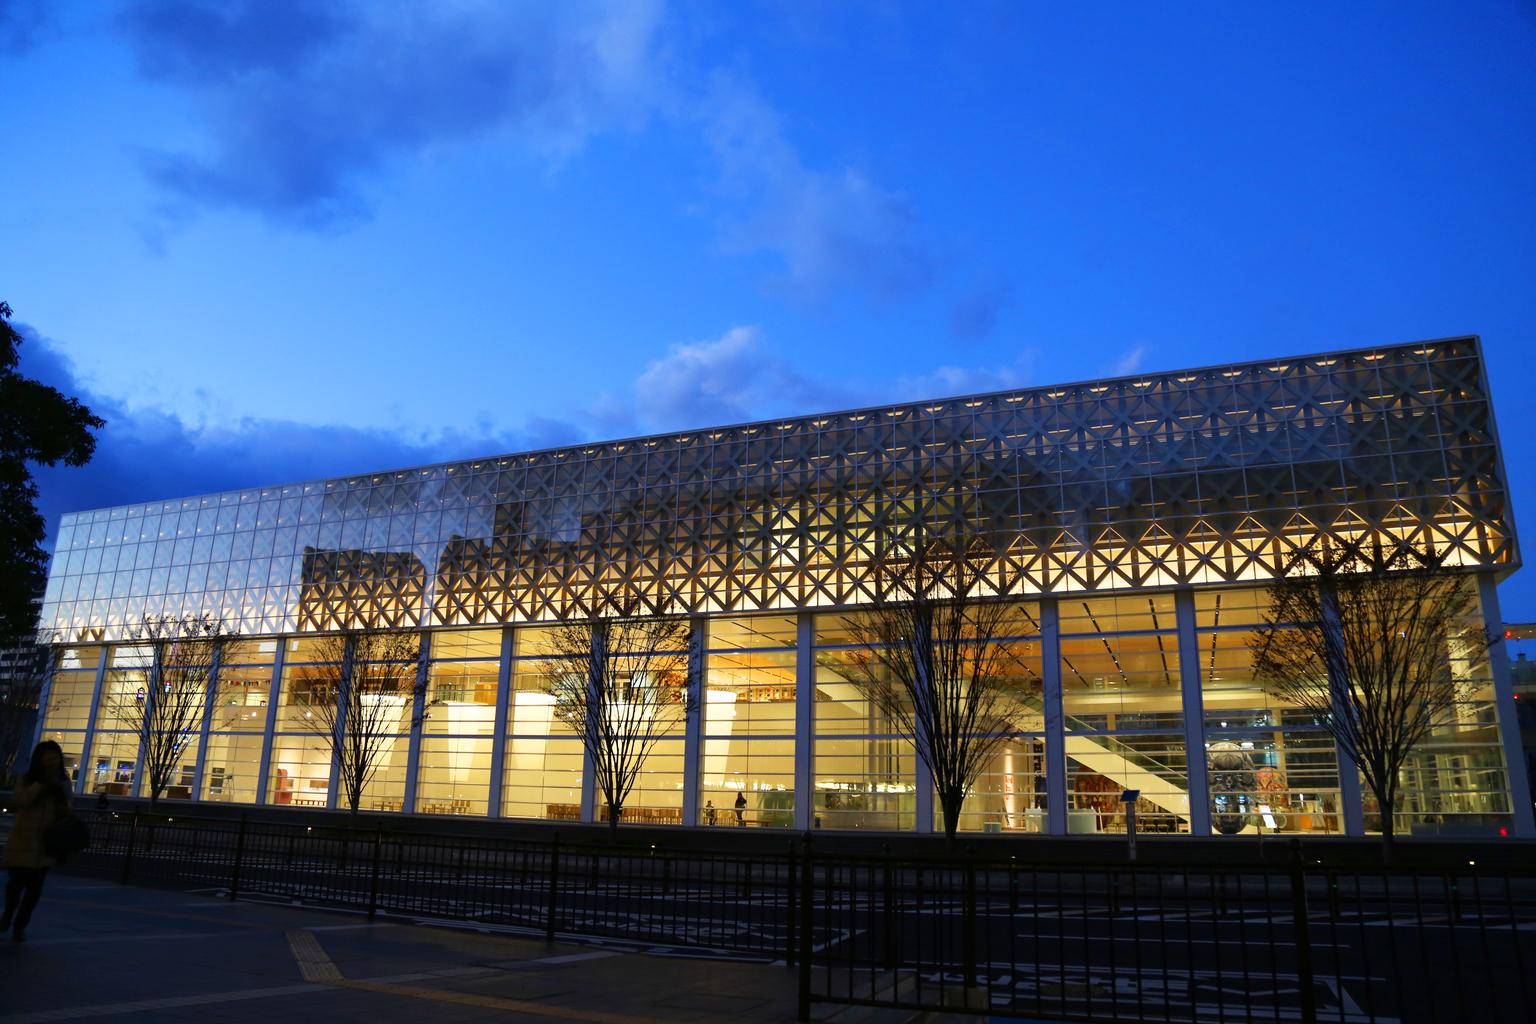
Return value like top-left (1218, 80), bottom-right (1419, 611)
top-left (1, 302), bottom-right (104, 646)
top-left (0, 635), bottom-right (54, 786)
top-left (1249, 540), bottom-right (1490, 859)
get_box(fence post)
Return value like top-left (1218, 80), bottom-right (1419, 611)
top-left (883, 843), bottom-right (896, 971)
top-left (546, 830), bottom-right (561, 943)
top-left (1288, 839), bottom-right (1318, 1024)
top-left (964, 855), bottom-right (978, 992)
top-left (785, 839), bottom-right (797, 967)
top-left (228, 813), bottom-right (248, 902)
top-left (367, 821), bottom-right (383, 919)
top-left (120, 810), bottom-right (139, 885)
top-left (798, 833), bottom-right (813, 1023)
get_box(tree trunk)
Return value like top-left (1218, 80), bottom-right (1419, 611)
top-left (940, 789), bottom-right (962, 842)
top-left (1374, 780), bottom-right (1396, 864)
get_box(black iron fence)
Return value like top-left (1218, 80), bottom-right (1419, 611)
top-left (58, 813), bottom-right (1536, 1024)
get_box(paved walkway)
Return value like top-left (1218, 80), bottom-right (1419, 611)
top-left (0, 872), bottom-right (1007, 1023)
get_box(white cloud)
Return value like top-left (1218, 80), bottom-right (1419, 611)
top-left (622, 326), bottom-right (851, 431)
top-left (1112, 344), bottom-right (1146, 376)
top-left (701, 78), bottom-right (938, 306)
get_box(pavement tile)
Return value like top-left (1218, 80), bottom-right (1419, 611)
top-left (1, 873), bottom-right (820, 1024)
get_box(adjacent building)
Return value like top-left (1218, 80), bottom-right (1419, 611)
top-left (34, 336), bottom-right (1534, 837)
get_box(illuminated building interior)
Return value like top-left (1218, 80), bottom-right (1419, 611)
top-left (36, 338), bottom-right (1533, 837)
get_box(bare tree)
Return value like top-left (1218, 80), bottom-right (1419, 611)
top-left (831, 527), bottom-right (1030, 841)
top-left (0, 635), bottom-right (53, 786)
top-left (537, 599), bottom-right (696, 833)
top-left (109, 615), bottom-right (243, 810)
top-left (1249, 541), bottom-right (1490, 859)
top-left (291, 629), bottom-right (426, 817)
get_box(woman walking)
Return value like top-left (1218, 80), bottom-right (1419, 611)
top-left (1, 740), bottom-right (74, 941)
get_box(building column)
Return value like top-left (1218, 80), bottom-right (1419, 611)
top-left (914, 755), bottom-right (935, 833)
top-left (190, 645), bottom-right (224, 804)
top-left (1478, 574), bottom-right (1536, 838)
top-left (1175, 589), bottom-right (1211, 836)
top-left (401, 633), bottom-right (432, 815)
top-left (486, 626), bottom-right (514, 818)
top-left (1338, 743), bottom-right (1366, 836)
top-left (75, 643), bottom-right (111, 795)
top-left (794, 612), bottom-right (815, 831)
top-left (254, 641), bottom-right (286, 806)
top-left (681, 617), bottom-right (707, 828)
top-left (1041, 598), bottom-right (1067, 835)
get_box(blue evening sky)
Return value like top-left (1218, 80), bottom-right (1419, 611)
top-left (4, 2), bottom-right (1535, 614)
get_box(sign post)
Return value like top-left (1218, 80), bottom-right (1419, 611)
top-left (1121, 789), bottom-right (1141, 860)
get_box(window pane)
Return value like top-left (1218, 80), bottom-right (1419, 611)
top-left (224, 638), bottom-right (277, 665)
top-left (503, 736), bottom-right (583, 820)
top-left (1194, 588), bottom-right (1269, 629)
top-left (707, 615), bottom-right (798, 650)
top-left (699, 736), bottom-right (794, 827)
top-left (54, 646), bottom-right (101, 671)
top-left (417, 737), bottom-right (492, 816)
top-left (1062, 634), bottom-right (1182, 730)
top-left (509, 663), bottom-right (578, 736)
top-left (202, 733), bottom-right (263, 804)
top-left (1058, 593), bottom-right (1176, 634)
top-left (813, 737), bottom-right (915, 830)
top-left (35, 730), bottom-right (84, 787)
top-left (268, 734), bottom-right (332, 807)
top-left (277, 667), bottom-right (328, 730)
top-left (1206, 732), bottom-right (1341, 835)
top-left (601, 737), bottom-right (684, 825)
top-left (705, 650), bottom-right (796, 735)
top-left (430, 629), bottom-right (502, 660)
top-left (94, 669), bottom-right (148, 731)
top-left (939, 739), bottom-right (1049, 833)
top-left (87, 732), bottom-right (140, 797)
top-left (425, 661), bottom-right (498, 735)
top-left (41, 670), bottom-right (97, 731)
top-left (209, 666), bottom-right (273, 731)
top-left (1067, 733), bottom-right (1189, 833)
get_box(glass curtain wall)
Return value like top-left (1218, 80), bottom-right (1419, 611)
top-left (418, 629), bottom-right (500, 815)
top-left (269, 639), bottom-right (335, 807)
top-left (698, 615), bottom-right (797, 827)
top-left (814, 615), bottom-right (916, 831)
top-left (88, 645), bottom-right (152, 798)
top-left (38, 644), bottom-right (98, 788)
top-left (505, 629), bottom-right (584, 821)
top-left (42, 580), bottom-right (1519, 836)
top-left (201, 640), bottom-right (276, 804)
top-left (1060, 595), bottom-right (1190, 834)
top-left (946, 602), bottom-right (1046, 832)
top-left (1197, 584), bottom-right (1514, 837)
top-left (1197, 589), bottom-right (1344, 835)
top-left (1390, 587), bottom-right (1512, 835)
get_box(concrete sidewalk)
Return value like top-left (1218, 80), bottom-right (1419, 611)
top-left (0, 872), bottom-right (990, 1024)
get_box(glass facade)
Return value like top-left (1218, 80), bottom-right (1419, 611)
top-left (30, 339), bottom-right (1531, 837)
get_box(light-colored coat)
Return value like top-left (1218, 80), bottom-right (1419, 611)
top-left (1, 780), bottom-right (70, 869)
